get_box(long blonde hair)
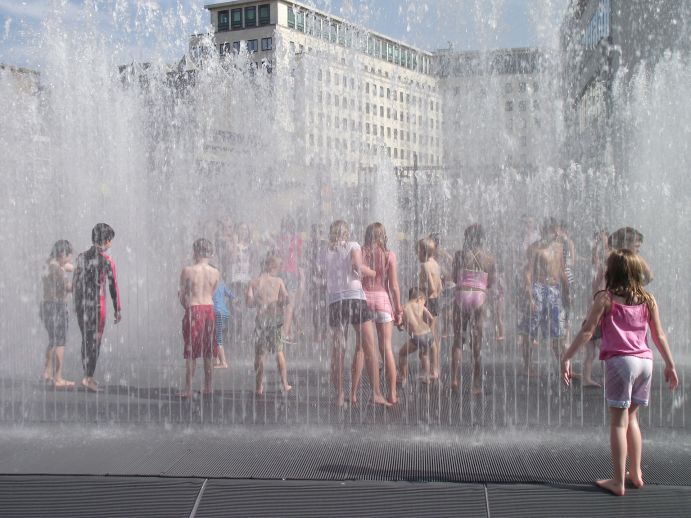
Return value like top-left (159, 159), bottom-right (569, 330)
top-left (363, 222), bottom-right (389, 274)
top-left (328, 220), bottom-right (350, 250)
top-left (605, 249), bottom-right (654, 311)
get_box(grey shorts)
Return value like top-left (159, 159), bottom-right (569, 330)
top-left (411, 332), bottom-right (433, 351)
top-left (41, 301), bottom-right (69, 348)
top-left (605, 355), bottom-right (653, 409)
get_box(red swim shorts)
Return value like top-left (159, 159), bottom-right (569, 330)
top-left (182, 305), bottom-right (215, 359)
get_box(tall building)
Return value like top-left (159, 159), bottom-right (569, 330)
top-left (434, 47), bottom-right (560, 178)
top-left (560, 0), bottom-right (690, 171)
top-left (196, 0), bottom-right (443, 185)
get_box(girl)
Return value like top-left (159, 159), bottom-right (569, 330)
top-left (451, 224), bottom-right (495, 395)
top-left (356, 222), bottom-right (402, 404)
top-left (324, 220), bottom-right (390, 407)
top-left (40, 240), bottom-right (75, 388)
top-left (561, 249), bottom-right (678, 496)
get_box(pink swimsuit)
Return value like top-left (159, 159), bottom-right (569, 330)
top-left (456, 270), bottom-right (489, 312)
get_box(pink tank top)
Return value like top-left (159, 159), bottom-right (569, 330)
top-left (362, 248), bottom-right (395, 294)
top-left (599, 292), bottom-right (652, 361)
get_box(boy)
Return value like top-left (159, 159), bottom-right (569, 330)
top-left (246, 254), bottom-right (292, 396)
top-left (73, 223), bottom-right (122, 392)
top-left (518, 218), bottom-right (570, 374)
top-left (398, 288), bottom-right (435, 385)
top-left (417, 237), bottom-right (442, 379)
top-left (178, 238), bottom-right (219, 397)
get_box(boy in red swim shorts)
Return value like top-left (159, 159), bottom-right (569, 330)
top-left (178, 238), bottom-right (220, 398)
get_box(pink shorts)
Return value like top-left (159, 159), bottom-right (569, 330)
top-left (456, 290), bottom-right (487, 312)
top-left (364, 290), bottom-right (393, 324)
top-left (605, 356), bottom-right (652, 408)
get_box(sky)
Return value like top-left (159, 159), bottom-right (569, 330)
top-left (0, 0), bottom-right (568, 70)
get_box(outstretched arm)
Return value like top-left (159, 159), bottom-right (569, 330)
top-left (561, 292), bottom-right (608, 384)
top-left (352, 247), bottom-right (375, 278)
top-left (648, 297), bottom-right (678, 390)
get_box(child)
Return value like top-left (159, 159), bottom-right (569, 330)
top-left (40, 240), bottom-right (75, 388)
top-left (73, 223), bottom-right (122, 392)
top-left (398, 288), bottom-right (434, 385)
top-left (561, 249), bottom-right (678, 496)
top-left (417, 237), bottom-right (442, 379)
top-left (452, 224), bottom-right (496, 395)
top-left (246, 254), bottom-right (291, 396)
top-left (178, 238), bottom-right (219, 397)
top-left (212, 280), bottom-right (235, 369)
top-left (324, 220), bottom-right (390, 407)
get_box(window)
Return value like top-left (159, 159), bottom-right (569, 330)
top-left (231, 8), bottom-right (242, 29)
top-left (505, 100), bottom-right (513, 112)
top-left (287, 7), bottom-right (295, 28)
top-left (519, 100), bottom-right (527, 111)
top-left (245, 6), bottom-right (256, 27)
top-left (258, 4), bottom-right (270, 25)
top-left (365, 83), bottom-right (369, 94)
top-left (219, 42), bottom-right (231, 55)
top-left (379, 106), bottom-right (384, 117)
top-left (232, 41), bottom-right (240, 52)
top-left (247, 39), bottom-right (258, 52)
top-left (366, 123), bottom-right (370, 134)
top-left (519, 81), bottom-right (526, 92)
top-left (218, 10), bottom-right (229, 31)
top-left (261, 37), bottom-right (272, 51)
top-left (504, 82), bottom-right (512, 93)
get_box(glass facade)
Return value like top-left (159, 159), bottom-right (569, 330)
top-left (218, 10), bottom-right (229, 32)
top-left (245, 6), bottom-right (256, 27)
top-left (258, 4), bottom-right (270, 26)
top-left (231, 8), bottom-right (242, 29)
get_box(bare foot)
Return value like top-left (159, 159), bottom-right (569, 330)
top-left (471, 387), bottom-right (483, 396)
top-left (397, 376), bottom-right (408, 387)
top-left (372, 395), bottom-right (392, 407)
top-left (350, 394), bottom-right (358, 405)
top-left (255, 385), bottom-right (264, 397)
top-left (496, 335), bottom-right (505, 342)
top-left (176, 390), bottom-right (193, 398)
top-left (388, 397), bottom-right (398, 405)
top-left (53, 379), bottom-right (75, 389)
top-left (41, 371), bottom-right (53, 383)
top-left (282, 385), bottom-right (293, 394)
top-left (418, 375), bottom-right (429, 385)
top-left (213, 363), bottom-right (229, 369)
top-left (570, 372), bottom-right (582, 380)
top-left (451, 381), bottom-right (460, 393)
top-left (583, 379), bottom-right (602, 388)
top-left (81, 379), bottom-right (101, 393)
top-left (626, 471), bottom-right (644, 489)
top-left (596, 479), bottom-right (625, 496)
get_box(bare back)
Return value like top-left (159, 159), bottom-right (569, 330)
top-left (180, 262), bottom-right (219, 308)
top-left (402, 300), bottom-right (432, 336)
top-left (248, 273), bottom-right (288, 321)
top-left (419, 259), bottom-right (442, 299)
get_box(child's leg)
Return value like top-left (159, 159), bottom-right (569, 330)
top-left (42, 346), bottom-right (54, 381)
top-left (353, 321), bottom-right (390, 406)
top-left (330, 328), bottom-right (346, 404)
top-left (350, 336), bottom-right (364, 403)
top-left (276, 351), bottom-right (292, 392)
top-left (254, 353), bottom-right (265, 395)
top-left (429, 316), bottom-right (439, 378)
top-left (419, 350), bottom-right (430, 380)
top-left (471, 308), bottom-right (484, 393)
top-left (181, 358), bottom-right (196, 396)
top-left (626, 404), bottom-right (644, 487)
top-left (451, 305), bottom-right (462, 390)
top-left (215, 346), bottom-right (229, 368)
top-left (202, 358), bottom-right (213, 393)
top-left (597, 407), bottom-right (628, 496)
top-left (52, 346), bottom-right (73, 386)
top-left (398, 340), bottom-right (416, 385)
top-left (376, 322), bottom-right (397, 404)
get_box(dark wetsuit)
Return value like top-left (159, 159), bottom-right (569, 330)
top-left (73, 246), bottom-right (121, 377)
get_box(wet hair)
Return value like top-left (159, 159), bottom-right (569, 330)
top-left (417, 237), bottom-right (435, 261)
top-left (193, 238), bottom-right (214, 258)
top-left (91, 223), bottom-right (115, 245)
top-left (608, 227), bottom-right (643, 250)
top-left (408, 287), bottom-right (424, 300)
top-left (328, 220), bottom-right (350, 249)
top-left (364, 222), bottom-right (388, 252)
top-left (261, 253), bottom-right (281, 273)
top-left (604, 249), bottom-right (654, 311)
top-left (463, 224), bottom-right (484, 251)
top-left (49, 239), bottom-right (72, 259)
top-left (540, 217), bottom-right (558, 238)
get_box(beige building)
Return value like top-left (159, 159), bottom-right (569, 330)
top-left (434, 48), bottom-right (560, 178)
top-left (196, 0), bottom-right (443, 185)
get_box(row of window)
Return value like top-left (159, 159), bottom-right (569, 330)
top-left (286, 7), bottom-right (431, 74)
top-left (219, 37), bottom-right (273, 55)
top-left (308, 135), bottom-right (439, 163)
top-left (583, 0), bottom-right (610, 50)
top-left (217, 5), bottom-right (270, 31)
top-left (311, 113), bottom-right (441, 149)
top-left (505, 99), bottom-right (540, 112)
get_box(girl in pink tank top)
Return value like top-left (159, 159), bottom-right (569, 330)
top-left (561, 249), bottom-right (678, 496)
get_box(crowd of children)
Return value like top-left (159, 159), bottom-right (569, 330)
top-left (39, 217), bottom-right (679, 496)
